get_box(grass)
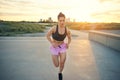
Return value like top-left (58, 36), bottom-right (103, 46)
top-left (0, 21), bottom-right (54, 36)
top-left (66, 22), bottom-right (120, 30)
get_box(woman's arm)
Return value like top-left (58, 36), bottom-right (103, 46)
top-left (46, 26), bottom-right (58, 47)
top-left (46, 27), bottom-right (54, 44)
top-left (66, 28), bottom-right (71, 48)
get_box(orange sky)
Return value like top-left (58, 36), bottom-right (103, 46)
top-left (0, 0), bottom-right (120, 22)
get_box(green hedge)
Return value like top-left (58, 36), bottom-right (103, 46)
top-left (0, 21), bottom-right (46, 36)
top-left (67, 22), bottom-right (120, 30)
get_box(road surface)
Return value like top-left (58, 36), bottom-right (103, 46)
top-left (0, 30), bottom-right (120, 80)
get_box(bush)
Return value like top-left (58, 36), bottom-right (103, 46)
top-left (0, 21), bottom-right (46, 36)
top-left (67, 22), bottom-right (120, 30)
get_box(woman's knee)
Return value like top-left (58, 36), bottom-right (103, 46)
top-left (52, 55), bottom-right (59, 67)
top-left (54, 63), bottom-right (59, 67)
top-left (60, 61), bottom-right (65, 67)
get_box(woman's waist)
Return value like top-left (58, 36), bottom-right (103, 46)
top-left (52, 39), bottom-right (64, 45)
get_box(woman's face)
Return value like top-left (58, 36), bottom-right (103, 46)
top-left (58, 17), bottom-right (65, 27)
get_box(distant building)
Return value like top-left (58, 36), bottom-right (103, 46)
top-left (48, 17), bottom-right (53, 22)
top-left (0, 19), bottom-right (4, 22)
top-left (66, 18), bottom-right (70, 22)
top-left (73, 19), bottom-right (76, 22)
top-left (40, 19), bottom-right (42, 22)
top-left (39, 17), bottom-right (53, 23)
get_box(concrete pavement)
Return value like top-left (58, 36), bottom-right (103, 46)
top-left (0, 30), bottom-right (120, 80)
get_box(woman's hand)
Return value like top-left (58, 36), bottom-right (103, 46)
top-left (66, 43), bottom-right (69, 49)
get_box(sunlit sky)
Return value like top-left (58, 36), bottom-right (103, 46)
top-left (0, 0), bottom-right (120, 22)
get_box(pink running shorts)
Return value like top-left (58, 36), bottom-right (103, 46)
top-left (50, 43), bottom-right (67, 55)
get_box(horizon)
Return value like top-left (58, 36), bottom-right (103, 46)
top-left (0, 0), bottom-right (120, 23)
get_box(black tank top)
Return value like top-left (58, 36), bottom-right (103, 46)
top-left (52, 25), bottom-right (67, 41)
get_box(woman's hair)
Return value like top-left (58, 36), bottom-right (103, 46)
top-left (58, 12), bottom-right (65, 19)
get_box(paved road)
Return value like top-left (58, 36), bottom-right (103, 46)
top-left (0, 30), bottom-right (120, 80)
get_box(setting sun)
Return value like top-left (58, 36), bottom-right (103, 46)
top-left (0, 0), bottom-right (120, 23)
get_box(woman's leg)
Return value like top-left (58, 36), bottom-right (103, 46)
top-left (59, 52), bottom-right (66, 73)
top-left (52, 55), bottom-right (59, 67)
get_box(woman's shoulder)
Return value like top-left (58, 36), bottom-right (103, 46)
top-left (65, 26), bottom-right (71, 35)
top-left (65, 26), bottom-right (70, 32)
top-left (49, 25), bottom-right (56, 33)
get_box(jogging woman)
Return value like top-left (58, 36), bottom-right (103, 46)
top-left (46, 12), bottom-right (71, 80)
